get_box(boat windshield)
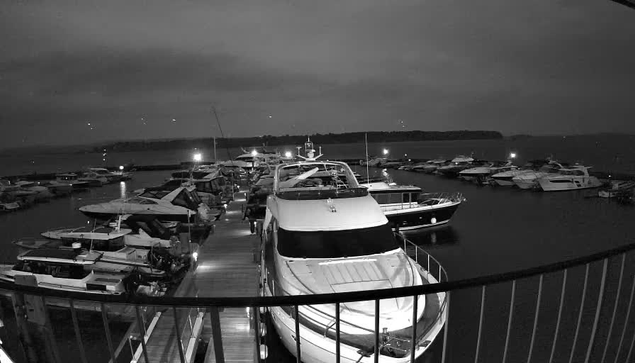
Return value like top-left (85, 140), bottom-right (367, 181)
top-left (277, 223), bottom-right (399, 258)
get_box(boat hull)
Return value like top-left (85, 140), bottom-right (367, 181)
top-left (384, 202), bottom-right (461, 231)
top-left (81, 210), bottom-right (194, 223)
top-left (538, 177), bottom-right (603, 192)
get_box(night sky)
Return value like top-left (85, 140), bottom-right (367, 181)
top-left (1, 0), bottom-right (634, 148)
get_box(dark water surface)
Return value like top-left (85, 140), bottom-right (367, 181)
top-left (2, 143), bottom-right (635, 362)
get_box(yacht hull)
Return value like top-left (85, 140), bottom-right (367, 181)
top-left (538, 177), bottom-right (603, 192)
top-left (384, 202), bottom-right (461, 231)
top-left (81, 210), bottom-right (194, 222)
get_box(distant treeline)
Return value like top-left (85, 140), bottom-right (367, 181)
top-left (92, 130), bottom-right (503, 153)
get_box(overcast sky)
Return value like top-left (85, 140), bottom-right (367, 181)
top-left (1, 0), bottom-right (634, 148)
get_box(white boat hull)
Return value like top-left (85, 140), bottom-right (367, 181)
top-left (538, 177), bottom-right (603, 192)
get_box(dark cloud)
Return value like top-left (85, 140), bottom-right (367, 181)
top-left (1, 0), bottom-right (634, 148)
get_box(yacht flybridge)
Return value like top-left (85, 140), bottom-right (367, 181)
top-left (261, 160), bottom-right (447, 363)
top-left (537, 165), bottom-right (603, 192)
top-left (79, 186), bottom-right (212, 222)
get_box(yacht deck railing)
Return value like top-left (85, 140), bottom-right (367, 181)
top-left (2, 240), bottom-right (635, 363)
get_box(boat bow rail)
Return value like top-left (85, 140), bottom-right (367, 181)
top-left (2, 240), bottom-right (635, 363)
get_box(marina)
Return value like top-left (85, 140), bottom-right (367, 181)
top-left (2, 139), bottom-right (635, 363)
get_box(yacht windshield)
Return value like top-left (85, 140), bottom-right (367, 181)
top-left (277, 223), bottom-right (399, 258)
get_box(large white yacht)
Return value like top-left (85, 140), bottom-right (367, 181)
top-left (490, 159), bottom-right (551, 187)
top-left (537, 165), bottom-right (603, 192)
top-left (512, 160), bottom-right (566, 190)
top-left (79, 186), bottom-right (212, 222)
top-left (261, 160), bottom-right (447, 363)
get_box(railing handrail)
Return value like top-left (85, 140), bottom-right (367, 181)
top-left (3, 240), bottom-right (635, 308)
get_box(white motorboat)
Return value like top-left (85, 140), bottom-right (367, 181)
top-left (598, 180), bottom-right (635, 198)
top-left (78, 171), bottom-right (109, 187)
top-left (262, 160), bottom-right (447, 363)
top-left (490, 159), bottom-right (551, 187)
top-left (0, 249), bottom-right (134, 295)
top-left (14, 180), bottom-right (54, 202)
top-left (88, 167), bottom-right (120, 183)
top-left (361, 180), bottom-right (464, 231)
top-left (54, 173), bottom-right (91, 190)
top-left (458, 161), bottom-right (516, 184)
top-left (537, 165), bottom-right (603, 192)
top-left (39, 215), bottom-right (178, 249)
top-left (79, 186), bottom-right (213, 222)
top-left (512, 161), bottom-right (566, 190)
top-left (436, 155), bottom-right (474, 177)
top-left (411, 159), bottom-right (446, 173)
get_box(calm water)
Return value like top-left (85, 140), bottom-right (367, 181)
top-left (3, 134), bottom-right (635, 177)
top-left (2, 139), bottom-right (635, 362)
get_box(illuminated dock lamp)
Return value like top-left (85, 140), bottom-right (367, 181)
top-left (284, 151), bottom-right (292, 159)
top-left (509, 152), bottom-right (517, 159)
top-left (383, 148), bottom-right (389, 156)
top-left (119, 165), bottom-right (124, 171)
top-left (251, 149), bottom-right (258, 157)
top-left (193, 153), bottom-right (202, 162)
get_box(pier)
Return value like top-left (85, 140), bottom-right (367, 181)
top-left (122, 191), bottom-right (260, 363)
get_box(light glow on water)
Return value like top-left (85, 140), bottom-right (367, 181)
top-left (119, 181), bottom-right (127, 199)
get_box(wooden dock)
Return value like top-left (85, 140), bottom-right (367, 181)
top-left (132, 192), bottom-right (261, 363)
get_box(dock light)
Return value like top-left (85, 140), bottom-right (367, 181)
top-left (383, 148), bottom-right (389, 156)
top-left (284, 151), bottom-right (292, 158)
top-left (119, 165), bottom-right (124, 171)
top-left (192, 251), bottom-right (199, 261)
top-left (193, 153), bottom-right (202, 162)
top-left (510, 152), bottom-right (517, 159)
top-left (251, 149), bottom-right (258, 157)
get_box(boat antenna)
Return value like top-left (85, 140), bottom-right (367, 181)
top-left (364, 133), bottom-right (370, 183)
top-left (211, 106), bottom-right (233, 164)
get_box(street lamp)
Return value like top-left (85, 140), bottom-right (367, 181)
top-left (509, 152), bottom-right (517, 159)
top-left (193, 153), bottom-right (202, 162)
top-left (119, 165), bottom-right (124, 171)
top-left (383, 148), bottom-right (389, 156)
top-left (284, 151), bottom-right (292, 159)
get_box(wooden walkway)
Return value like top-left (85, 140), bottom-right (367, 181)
top-left (133, 192), bottom-right (260, 363)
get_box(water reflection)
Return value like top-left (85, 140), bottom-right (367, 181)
top-left (119, 181), bottom-right (127, 199)
top-left (402, 225), bottom-right (460, 246)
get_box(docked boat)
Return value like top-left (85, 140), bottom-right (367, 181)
top-left (14, 180), bottom-right (54, 202)
top-left (458, 161), bottom-right (516, 185)
top-left (537, 165), bottom-right (603, 192)
top-left (54, 173), bottom-right (91, 191)
top-left (598, 180), bottom-right (635, 198)
top-left (436, 155), bottom-right (474, 177)
top-left (411, 159), bottom-right (447, 173)
top-left (262, 160), bottom-right (447, 363)
top-left (39, 215), bottom-right (179, 249)
top-left (0, 249), bottom-right (136, 296)
top-left (361, 180), bottom-right (464, 231)
top-left (490, 159), bottom-right (551, 187)
top-left (512, 160), bottom-right (567, 190)
top-left (79, 186), bottom-right (213, 222)
top-left (78, 171), bottom-right (109, 187)
top-left (88, 167), bottom-right (121, 183)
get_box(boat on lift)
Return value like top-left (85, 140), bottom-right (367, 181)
top-left (79, 186), bottom-right (213, 222)
top-left (261, 157), bottom-right (447, 363)
top-left (436, 155), bottom-right (474, 177)
top-left (537, 165), bottom-right (603, 192)
top-left (361, 180), bottom-right (464, 231)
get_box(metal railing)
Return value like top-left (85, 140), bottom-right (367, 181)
top-left (1, 240), bottom-right (635, 363)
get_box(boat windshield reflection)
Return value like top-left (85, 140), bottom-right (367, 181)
top-left (401, 225), bottom-right (460, 245)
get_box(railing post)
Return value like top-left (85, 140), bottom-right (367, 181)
top-left (614, 275), bottom-right (635, 363)
top-left (294, 305), bottom-right (301, 363)
top-left (100, 303), bottom-right (116, 363)
top-left (69, 299), bottom-right (88, 363)
top-left (600, 254), bottom-right (626, 363)
top-left (584, 259), bottom-right (608, 363)
top-left (172, 307), bottom-right (186, 363)
top-left (569, 264), bottom-right (590, 363)
top-left (527, 274), bottom-right (543, 363)
top-left (548, 269), bottom-right (568, 363)
top-left (335, 302), bottom-right (341, 363)
top-left (134, 305), bottom-right (150, 363)
top-left (410, 294), bottom-right (418, 363)
top-left (209, 306), bottom-right (225, 363)
top-left (441, 292), bottom-right (450, 363)
top-left (474, 286), bottom-right (486, 363)
top-left (374, 299), bottom-right (380, 363)
top-left (502, 280), bottom-right (516, 363)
